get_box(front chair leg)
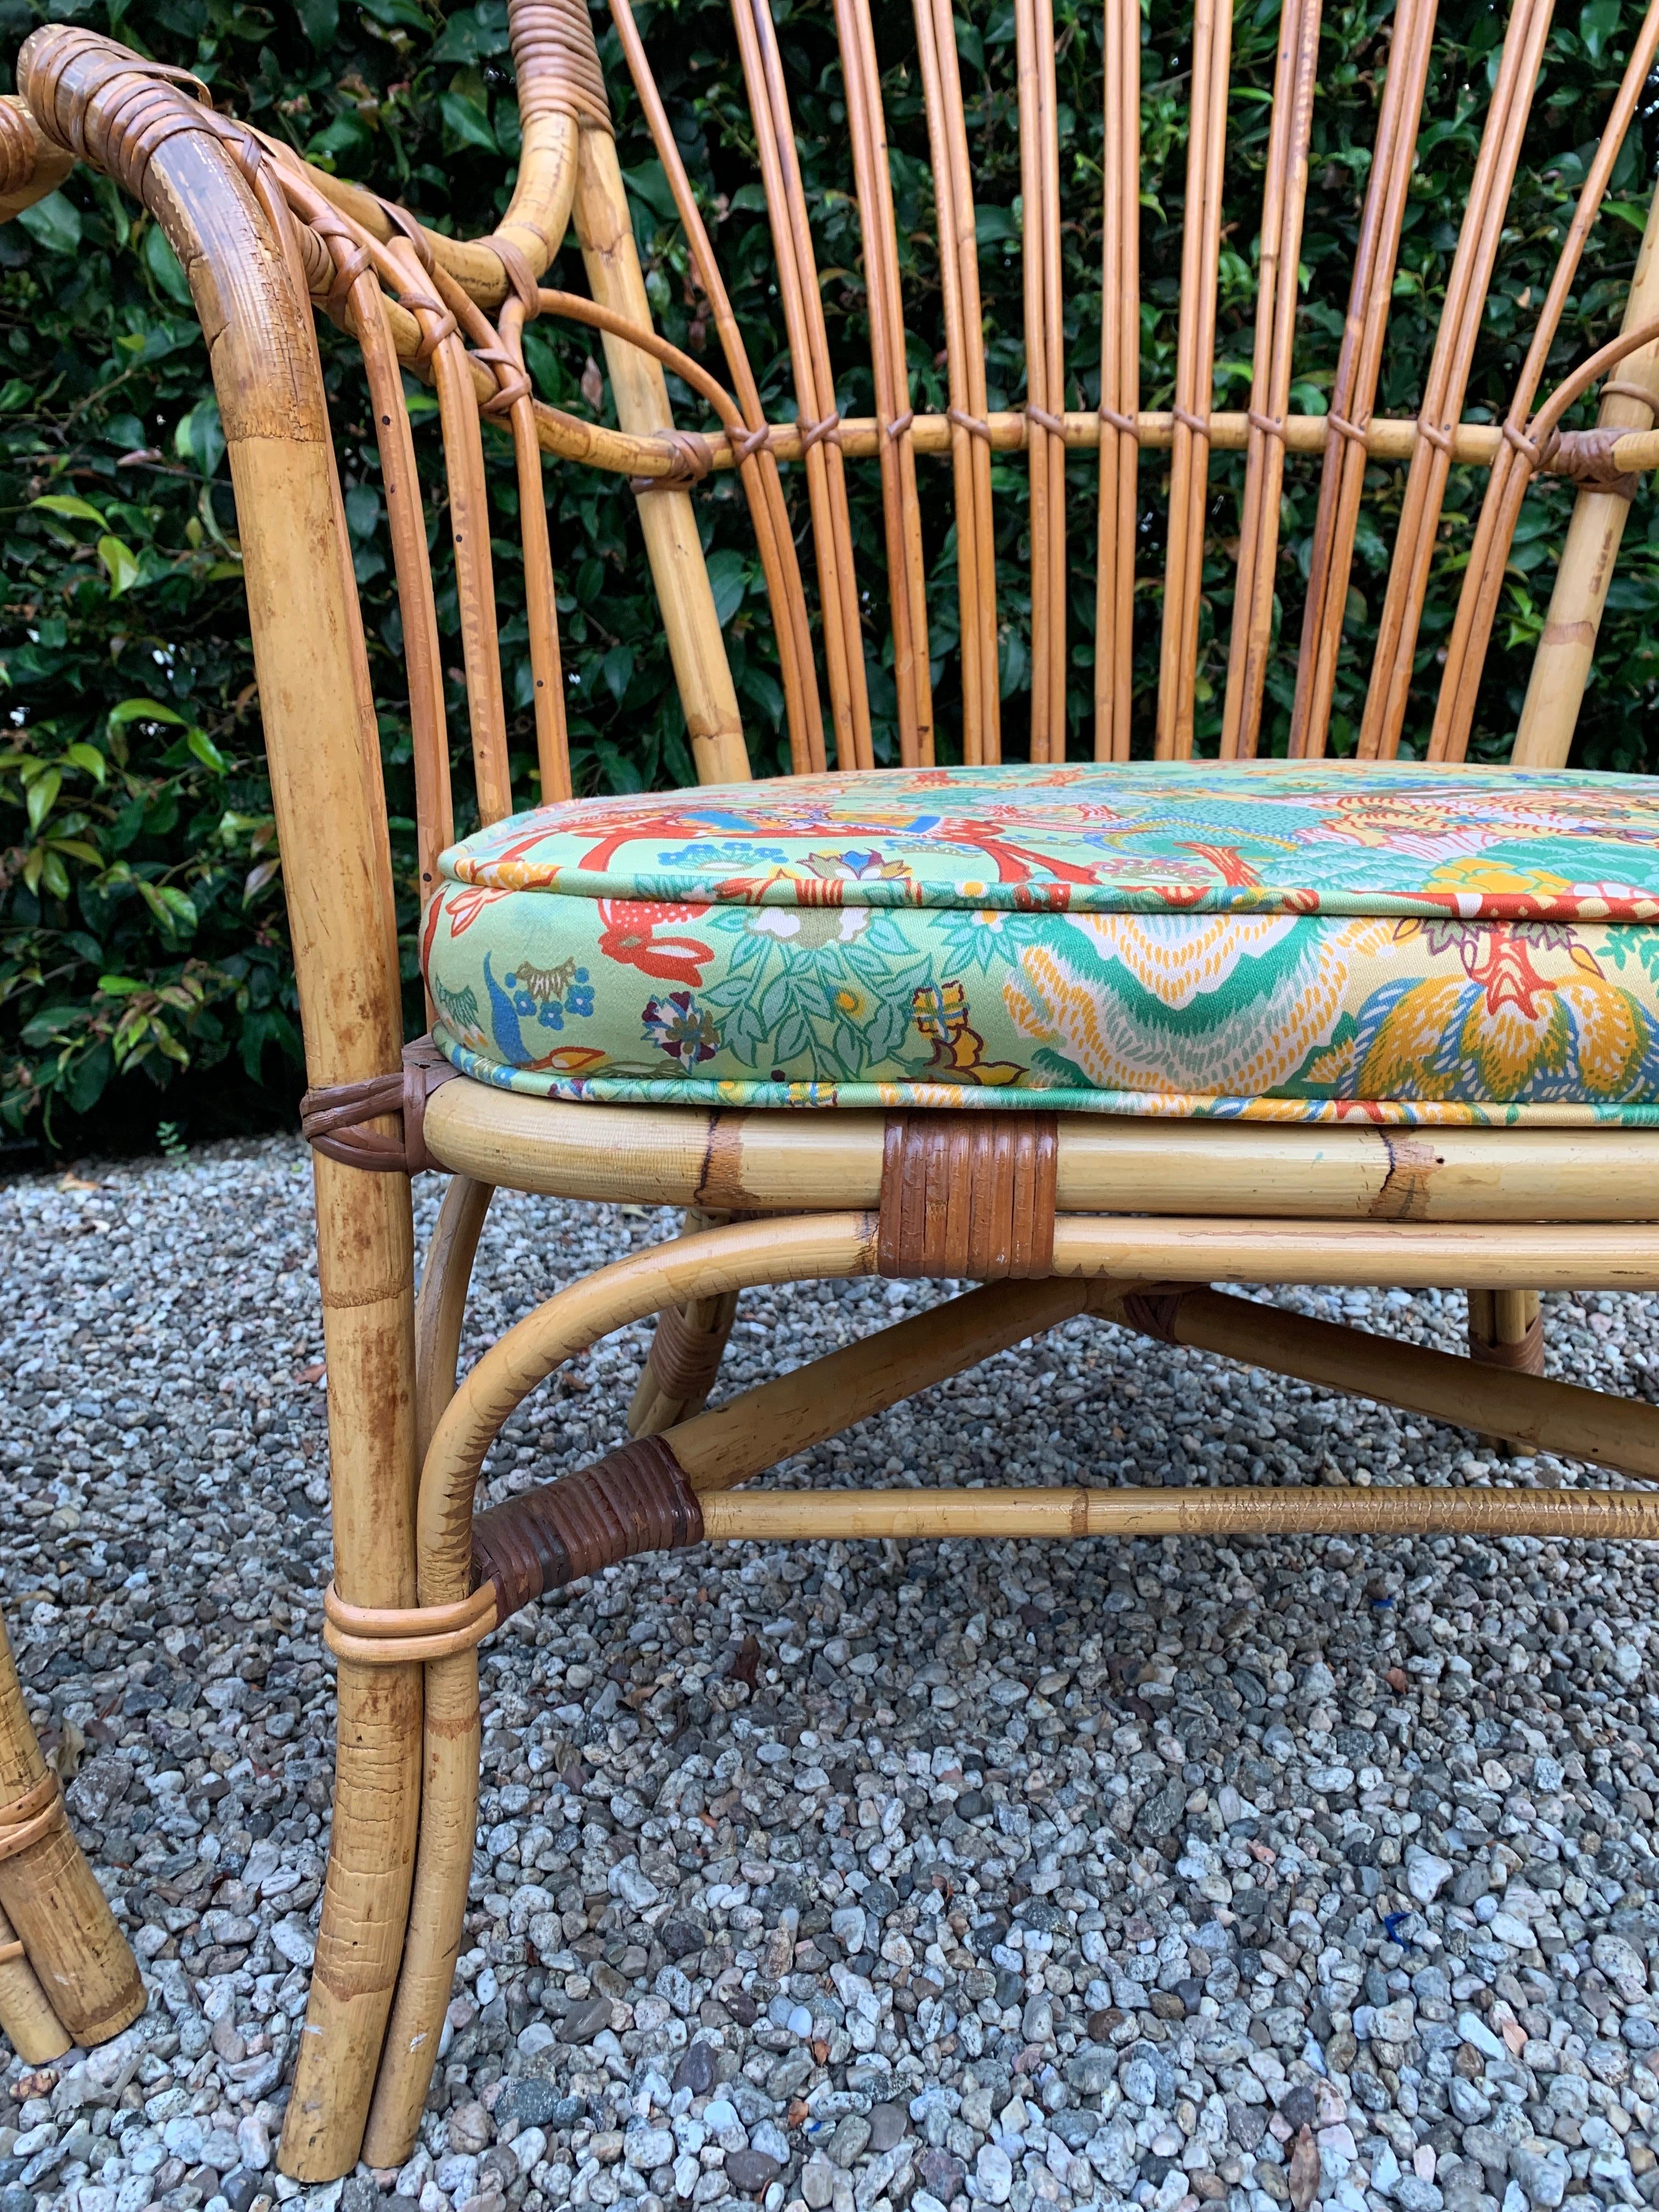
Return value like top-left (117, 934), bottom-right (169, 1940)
top-left (280, 1163), bottom-right (424, 2182)
top-left (0, 1609), bottom-right (142, 2055)
top-left (629, 1211), bottom-right (740, 1436)
top-left (1468, 1288), bottom-right (1545, 1455)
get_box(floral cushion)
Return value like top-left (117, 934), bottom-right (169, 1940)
top-left (423, 762), bottom-right (1659, 1125)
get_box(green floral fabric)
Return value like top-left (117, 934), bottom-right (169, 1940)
top-left (424, 763), bottom-right (1659, 1124)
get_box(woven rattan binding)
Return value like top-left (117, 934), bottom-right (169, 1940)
top-left (1468, 1312), bottom-right (1547, 1373)
top-left (300, 1036), bottom-right (460, 1175)
top-left (471, 1435), bottom-right (704, 1620)
top-left (877, 1112), bottom-right (1058, 1279)
top-left (0, 1772), bottom-right (63, 1865)
top-left (644, 1301), bottom-right (734, 1403)
top-left (1119, 1290), bottom-right (1188, 1346)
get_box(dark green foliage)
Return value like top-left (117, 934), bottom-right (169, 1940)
top-left (0, 0), bottom-right (1652, 1147)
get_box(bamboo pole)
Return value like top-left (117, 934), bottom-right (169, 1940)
top-left (0, 94), bottom-right (74, 223)
top-left (414, 1176), bottom-right (495, 1468)
top-left (1219, 0), bottom-right (1322, 760)
top-left (0, 1900), bottom-right (71, 2066)
top-left (0, 1613), bottom-right (140, 2048)
top-left (573, 130), bottom-right (749, 784)
top-left (1429, 0), bottom-right (1659, 763)
top-left (1357, 0), bottom-right (1554, 759)
top-left (673, 1278), bottom-right (1092, 1490)
top-left (835, 0), bottom-right (932, 765)
top-left (1098, 1284), bottom-right (1658, 1476)
top-left (1156, 0), bottom-right (1232, 758)
top-left (1094, 0), bottom-right (1139, 762)
top-left (912, 0), bottom-right (1001, 760)
top-left (420, 1083), bottom-right (1659, 1224)
top-left (628, 1211), bottom-right (742, 1437)
top-left (1049, 1216), bottom-right (1659, 1289)
top-left (700, 1484), bottom-right (1659, 1543)
top-left (1514, 179), bottom-right (1659, 767)
top-left (352, 1212), bottom-right (880, 2153)
top-left (1288, 0), bottom-right (1437, 758)
top-left (608, 0), bottom-right (825, 774)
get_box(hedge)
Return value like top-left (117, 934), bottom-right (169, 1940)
top-left (0, 0), bottom-right (1652, 1152)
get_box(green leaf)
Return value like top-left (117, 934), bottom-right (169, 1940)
top-left (359, 0), bottom-right (430, 24)
top-left (431, 1), bottom-right (510, 59)
top-left (16, 192), bottom-right (83, 255)
top-left (622, 161), bottom-right (681, 223)
top-left (142, 221), bottom-right (195, 307)
top-left (602, 645), bottom-right (635, 702)
top-left (1581, 0), bottom-right (1620, 56)
top-left (63, 743), bottom-right (108, 782)
top-left (706, 549), bottom-right (749, 628)
top-left (109, 697), bottom-right (187, 728)
top-left (97, 536), bottom-right (143, 597)
top-left (25, 768), bottom-right (61, 835)
top-left (31, 493), bottom-right (106, 526)
top-left (186, 727), bottom-right (230, 774)
top-left (439, 88), bottom-right (498, 151)
top-left (174, 397), bottom-right (225, 478)
top-left (296, 0), bottom-right (338, 39)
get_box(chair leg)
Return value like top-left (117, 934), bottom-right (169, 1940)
top-left (0, 1610), bottom-right (142, 2053)
top-left (629, 1211), bottom-right (740, 1437)
top-left (360, 1649), bottom-right (481, 2166)
top-left (279, 1163), bottom-right (424, 2182)
top-left (1468, 1288), bottom-right (1544, 1453)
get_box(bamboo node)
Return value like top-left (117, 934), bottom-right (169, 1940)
top-left (877, 1113), bottom-right (1058, 1280)
top-left (0, 1771), bottom-right (63, 1866)
top-left (471, 1435), bottom-right (705, 1621)
top-left (300, 1035), bottom-right (460, 1176)
top-left (321, 1582), bottom-right (498, 1665)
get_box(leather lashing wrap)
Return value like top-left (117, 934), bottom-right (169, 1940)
top-left (877, 1112), bottom-right (1058, 1279)
top-left (1468, 1312), bottom-right (1546, 1374)
top-left (646, 1300), bottom-right (735, 1404)
top-left (300, 1035), bottom-right (460, 1173)
top-left (509, 0), bottom-right (612, 131)
top-left (471, 1435), bottom-right (703, 1621)
top-left (1120, 1290), bottom-right (1188, 1347)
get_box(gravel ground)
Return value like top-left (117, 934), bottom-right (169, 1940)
top-left (0, 1136), bottom-right (1656, 2212)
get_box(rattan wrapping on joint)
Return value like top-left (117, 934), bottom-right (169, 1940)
top-left (877, 1113), bottom-right (1058, 1279)
top-left (0, 1773), bottom-right (64, 1866)
top-left (471, 1435), bottom-right (704, 1620)
top-left (511, 0), bottom-right (612, 129)
top-left (1468, 1311), bottom-right (1547, 1373)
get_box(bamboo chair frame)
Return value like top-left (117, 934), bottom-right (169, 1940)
top-left (9, 0), bottom-right (1659, 2170)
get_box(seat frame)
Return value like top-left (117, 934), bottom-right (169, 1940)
top-left (8, 0), bottom-right (1659, 2176)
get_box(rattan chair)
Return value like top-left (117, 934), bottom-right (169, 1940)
top-left (8, 0), bottom-right (1659, 2175)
